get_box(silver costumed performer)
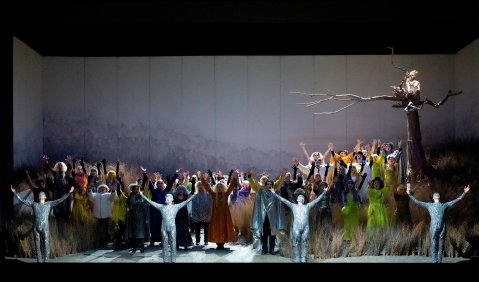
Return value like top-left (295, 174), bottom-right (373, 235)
top-left (141, 192), bottom-right (196, 262)
top-left (271, 187), bottom-right (328, 263)
top-left (407, 184), bottom-right (469, 263)
top-left (11, 185), bottom-right (74, 262)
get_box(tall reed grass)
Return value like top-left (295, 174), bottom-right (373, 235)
top-left (9, 141), bottom-right (479, 260)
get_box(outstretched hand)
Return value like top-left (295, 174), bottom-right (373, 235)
top-left (140, 166), bottom-right (147, 173)
top-left (406, 183), bottom-right (411, 194)
top-left (69, 186), bottom-right (75, 193)
top-left (11, 185), bottom-right (15, 193)
top-left (328, 142), bottom-right (334, 151)
top-left (464, 185), bottom-right (470, 193)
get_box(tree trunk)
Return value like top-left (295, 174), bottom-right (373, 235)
top-left (406, 111), bottom-right (435, 182)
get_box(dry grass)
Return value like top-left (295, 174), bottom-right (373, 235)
top-left (230, 197), bottom-right (254, 243)
top-left (9, 140), bottom-right (479, 259)
top-left (446, 224), bottom-right (468, 257)
top-left (304, 221), bottom-right (479, 259)
top-left (7, 212), bottom-right (103, 259)
top-left (350, 224), bottom-right (366, 256)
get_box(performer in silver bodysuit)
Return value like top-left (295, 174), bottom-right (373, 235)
top-left (271, 186), bottom-right (328, 263)
top-left (407, 184), bottom-right (470, 263)
top-left (141, 192), bottom-right (196, 263)
top-left (11, 185), bottom-right (74, 262)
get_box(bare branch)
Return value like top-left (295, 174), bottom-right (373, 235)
top-left (290, 91), bottom-right (328, 97)
top-left (332, 94), bottom-right (403, 102)
top-left (295, 91), bottom-right (404, 115)
top-left (420, 90), bottom-right (463, 108)
top-left (387, 46), bottom-right (407, 73)
top-left (296, 96), bottom-right (334, 107)
top-left (313, 102), bottom-right (358, 115)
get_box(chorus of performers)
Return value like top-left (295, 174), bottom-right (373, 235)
top-left (12, 139), bottom-right (470, 263)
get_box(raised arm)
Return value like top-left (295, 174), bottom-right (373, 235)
top-left (323, 163), bottom-right (330, 182)
top-left (140, 193), bottom-right (162, 210)
top-left (102, 158), bottom-right (108, 175)
top-left (299, 141), bottom-right (310, 163)
top-left (357, 173), bottom-right (367, 190)
top-left (306, 161), bottom-right (315, 181)
top-left (200, 172), bottom-right (215, 196)
top-left (370, 139), bottom-right (378, 156)
top-left (306, 188), bottom-right (329, 208)
top-left (96, 161), bottom-right (102, 176)
top-left (226, 171), bottom-right (239, 195)
top-left (248, 175), bottom-right (258, 192)
top-left (140, 166), bottom-right (148, 191)
top-left (271, 189), bottom-right (293, 209)
top-left (274, 174), bottom-right (282, 189)
top-left (49, 186), bottom-right (75, 207)
top-left (80, 157), bottom-right (87, 175)
top-left (11, 185), bottom-right (33, 207)
top-left (165, 170), bottom-right (179, 192)
top-left (406, 187), bottom-right (430, 209)
top-left (42, 155), bottom-right (53, 173)
top-left (207, 169), bottom-right (216, 185)
top-left (322, 143), bottom-right (333, 166)
top-left (445, 185), bottom-right (470, 208)
top-left (226, 169), bottom-right (234, 185)
top-left (176, 193), bottom-right (197, 210)
top-left (190, 176), bottom-right (197, 195)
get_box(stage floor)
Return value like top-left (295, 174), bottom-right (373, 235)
top-left (7, 242), bottom-right (471, 263)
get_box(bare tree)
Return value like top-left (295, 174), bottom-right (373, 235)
top-left (293, 48), bottom-right (462, 182)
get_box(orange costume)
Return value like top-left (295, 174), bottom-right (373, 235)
top-left (201, 177), bottom-right (238, 244)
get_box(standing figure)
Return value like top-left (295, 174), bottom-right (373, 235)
top-left (191, 180), bottom-right (212, 246)
top-left (270, 186), bottom-right (328, 263)
top-left (144, 170), bottom-right (178, 247)
top-left (314, 181), bottom-right (332, 227)
top-left (88, 184), bottom-right (114, 245)
top-left (200, 170), bottom-right (238, 250)
top-left (44, 156), bottom-right (73, 221)
top-left (393, 183), bottom-right (412, 226)
top-left (125, 184), bottom-right (150, 254)
top-left (173, 185), bottom-right (194, 249)
top-left (111, 160), bottom-right (129, 249)
top-left (251, 179), bottom-right (287, 255)
top-left (407, 184), bottom-right (470, 263)
top-left (366, 177), bottom-right (389, 236)
top-left (11, 185), bottom-right (74, 262)
top-left (140, 192), bottom-right (196, 263)
top-left (70, 177), bottom-right (90, 225)
top-left (341, 179), bottom-right (360, 241)
top-left (403, 70), bottom-right (422, 112)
